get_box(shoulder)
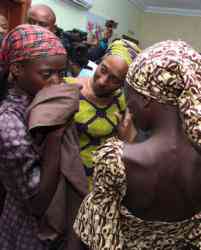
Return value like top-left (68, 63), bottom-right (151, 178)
top-left (93, 137), bottom-right (125, 186)
top-left (63, 76), bottom-right (88, 87)
top-left (0, 105), bottom-right (27, 148)
top-left (94, 137), bottom-right (123, 162)
top-left (0, 101), bottom-right (24, 127)
top-left (122, 140), bottom-right (162, 205)
top-left (122, 140), bottom-right (159, 168)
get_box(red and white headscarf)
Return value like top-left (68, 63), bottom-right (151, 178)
top-left (0, 24), bottom-right (66, 66)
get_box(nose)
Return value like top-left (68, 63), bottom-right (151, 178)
top-left (98, 75), bottom-right (108, 87)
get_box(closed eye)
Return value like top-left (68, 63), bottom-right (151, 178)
top-left (40, 69), bottom-right (66, 80)
top-left (40, 70), bottom-right (52, 80)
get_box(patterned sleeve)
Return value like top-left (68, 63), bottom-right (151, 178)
top-left (118, 92), bottom-right (126, 112)
top-left (93, 137), bottom-right (126, 197)
top-left (74, 137), bottom-right (126, 249)
top-left (0, 111), bottom-right (41, 200)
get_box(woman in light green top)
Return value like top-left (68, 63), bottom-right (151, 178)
top-left (65, 39), bottom-right (140, 190)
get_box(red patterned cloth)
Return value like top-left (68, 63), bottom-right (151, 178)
top-left (0, 24), bottom-right (66, 66)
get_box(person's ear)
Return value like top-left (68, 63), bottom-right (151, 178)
top-left (9, 62), bottom-right (24, 79)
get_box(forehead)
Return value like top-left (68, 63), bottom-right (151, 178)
top-left (105, 28), bottom-right (113, 34)
top-left (101, 55), bottom-right (128, 78)
top-left (25, 54), bottom-right (67, 69)
top-left (29, 9), bottom-right (54, 24)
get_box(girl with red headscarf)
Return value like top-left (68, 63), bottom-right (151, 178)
top-left (0, 24), bottom-right (81, 250)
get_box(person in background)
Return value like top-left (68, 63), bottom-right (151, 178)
top-left (67, 42), bottom-right (89, 77)
top-left (27, 4), bottom-right (70, 52)
top-left (0, 24), bottom-right (81, 250)
top-left (27, 4), bottom-right (55, 31)
top-left (65, 39), bottom-right (140, 191)
top-left (64, 29), bottom-right (97, 77)
top-left (67, 41), bottom-right (97, 77)
top-left (88, 20), bottom-right (118, 63)
top-left (0, 14), bottom-right (9, 45)
top-left (74, 40), bottom-right (201, 250)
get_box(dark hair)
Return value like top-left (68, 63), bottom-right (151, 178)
top-left (68, 42), bottom-right (89, 68)
top-left (64, 29), bottom-right (87, 44)
top-left (105, 20), bottom-right (118, 29)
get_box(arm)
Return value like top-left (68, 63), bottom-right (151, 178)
top-left (29, 127), bottom-right (64, 217)
top-left (0, 111), bottom-right (62, 217)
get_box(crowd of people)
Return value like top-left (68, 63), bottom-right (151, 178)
top-left (1, 3), bottom-right (201, 250)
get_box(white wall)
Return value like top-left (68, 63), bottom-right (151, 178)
top-left (31, 0), bottom-right (142, 38)
top-left (139, 12), bottom-right (201, 51)
top-left (31, 0), bottom-right (87, 31)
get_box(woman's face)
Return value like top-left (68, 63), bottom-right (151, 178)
top-left (15, 54), bottom-right (67, 96)
top-left (0, 15), bottom-right (9, 36)
top-left (92, 55), bottom-right (128, 98)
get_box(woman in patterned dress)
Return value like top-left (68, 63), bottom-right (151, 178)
top-left (74, 40), bottom-right (201, 249)
top-left (0, 24), bottom-right (79, 250)
top-left (65, 39), bottom-right (141, 191)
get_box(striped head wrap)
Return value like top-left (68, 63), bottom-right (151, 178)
top-left (126, 40), bottom-right (201, 148)
top-left (106, 39), bottom-right (141, 66)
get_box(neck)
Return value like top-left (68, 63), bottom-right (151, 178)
top-left (11, 83), bottom-right (33, 101)
top-left (149, 105), bottom-right (181, 138)
top-left (85, 78), bottom-right (114, 106)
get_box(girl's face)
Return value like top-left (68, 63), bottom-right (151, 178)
top-left (13, 54), bottom-right (67, 96)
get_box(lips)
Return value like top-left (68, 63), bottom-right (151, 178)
top-left (94, 88), bottom-right (110, 97)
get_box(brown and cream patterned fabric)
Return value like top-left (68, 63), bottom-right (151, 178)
top-left (74, 41), bottom-right (201, 249)
top-left (126, 40), bottom-right (201, 149)
top-left (74, 137), bottom-right (201, 250)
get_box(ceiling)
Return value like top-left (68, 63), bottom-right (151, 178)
top-left (130, 0), bottom-right (201, 16)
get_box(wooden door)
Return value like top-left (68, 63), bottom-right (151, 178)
top-left (0, 0), bottom-right (31, 30)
